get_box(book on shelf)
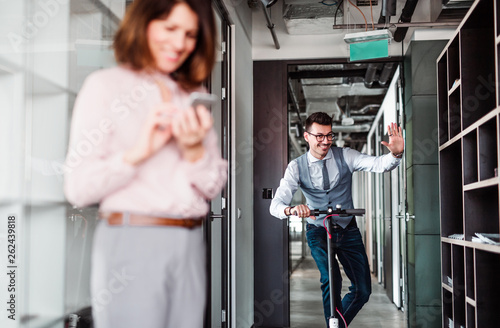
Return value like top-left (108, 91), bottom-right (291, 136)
top-left (447, 234), bottom-right (464, 240)
top-left (472, 233), bottom-right (500, 245)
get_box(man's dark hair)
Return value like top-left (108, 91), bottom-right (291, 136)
top-left (305, 112), bottom-right (332, 132)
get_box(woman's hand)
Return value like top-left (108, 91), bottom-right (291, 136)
top-left (380, 122), bottom-right (404, 157)
top-left (172, 102), bottom-right (213, 162)
top-left (124, 80), bottom-right (177, 165)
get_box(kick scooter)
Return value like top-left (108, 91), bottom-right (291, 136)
top-left (310, 205), bottom-right (365, 328)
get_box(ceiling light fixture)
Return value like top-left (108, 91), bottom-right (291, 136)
top-left (344, 29), bottom-right (391, 62)
top-left (343, 29), bottom-right (391, 44)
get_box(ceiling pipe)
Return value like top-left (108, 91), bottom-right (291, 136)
top-left (287, 77), bottom-right (304, 125)
top-left (332, 21), bottom-right (459, 29)
top-left (381, 0), bottom-right (397, 18)
top-left (260, 1), bottom-right (280, 49)
top-left (378, 0), bottom-right (397, 24)
top-left (349, 104), bottom-right (380, 115)
top-left (393, 0), bottom-right (420, 42)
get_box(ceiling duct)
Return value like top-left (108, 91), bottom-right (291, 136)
top-left (364, 63), bottom-right (383, 88)
top-left (443, 0), bottom-right (474, 8)
top-left (356, 0), bottom-right (378, 5)
top-left (331, 123), bottom-right (371, 133)
top-left (283, 0), bottom-right (343, 35)
top-left (378, 62), bottom-right (395, 87)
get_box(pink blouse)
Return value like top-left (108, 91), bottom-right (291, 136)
top-left (64, 66), bottom-right (227, 218)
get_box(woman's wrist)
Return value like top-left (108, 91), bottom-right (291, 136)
top-left (124, 148), bottom-right (147, 166)
top-left (180, 142), bottom-right (205, 162)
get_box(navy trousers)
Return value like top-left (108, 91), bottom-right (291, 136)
top-left (306, 223), bottom-right (371, 328)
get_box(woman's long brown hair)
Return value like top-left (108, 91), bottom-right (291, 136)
top-left (114, 0), bottom-right (216, 90)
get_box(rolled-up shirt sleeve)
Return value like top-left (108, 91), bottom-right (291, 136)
top-left (64, 73), bottom-right (138, 208)
top-left (270, 161), bottom-right (300, 219)
top-left (343, 148), bottom-right (401, 173)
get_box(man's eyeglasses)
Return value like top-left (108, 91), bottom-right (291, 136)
top-left (306, 131), bottom-right (334, 142)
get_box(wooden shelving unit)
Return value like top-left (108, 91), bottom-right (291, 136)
top-left (437, 0), bottom-right (500, 327)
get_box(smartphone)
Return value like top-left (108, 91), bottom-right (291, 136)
top-left (189, 92), bottom-right (218, 108)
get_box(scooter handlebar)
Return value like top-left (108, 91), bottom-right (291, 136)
top-left (311, 207), bottom-right (365, 216)
top-left (345, 209), bottom-right (365, 216)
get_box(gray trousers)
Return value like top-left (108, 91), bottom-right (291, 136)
top-left (91, 220), bottom-right (206, 328)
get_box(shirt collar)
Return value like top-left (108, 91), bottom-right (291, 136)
top-left (307, 148), bottom-right (333, 164)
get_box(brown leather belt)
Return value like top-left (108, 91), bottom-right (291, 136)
top-left (100, 212), bottom-right (203, 229)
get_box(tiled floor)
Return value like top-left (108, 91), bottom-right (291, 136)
top-left (290, 256), bottom-right (407, 328)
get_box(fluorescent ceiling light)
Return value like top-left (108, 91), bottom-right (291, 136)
top-left (344, 29), bottom-right (392, 44)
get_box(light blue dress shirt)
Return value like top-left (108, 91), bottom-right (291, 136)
top-left (269, 147), bottom-right (401, 219)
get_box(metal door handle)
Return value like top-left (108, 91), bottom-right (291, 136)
top-left (396, 213), bottom-right (415, 221)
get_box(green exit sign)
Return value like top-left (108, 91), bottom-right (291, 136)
top-left (349, 39), bottom-right (389, 62)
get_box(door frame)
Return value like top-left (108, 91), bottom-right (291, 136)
top-left (204, 2), bottom-right (232, 327)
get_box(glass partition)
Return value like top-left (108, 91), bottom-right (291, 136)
top-left (0, 1), bottom-right (127, 327)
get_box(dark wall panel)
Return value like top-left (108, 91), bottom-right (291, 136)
top-left (253, 61), bottom-right (289, 328)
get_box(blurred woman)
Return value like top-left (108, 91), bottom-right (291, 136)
top-left (64, 1), bottom-right (227, 327)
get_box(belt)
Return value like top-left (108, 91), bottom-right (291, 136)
top-left (100, 212), bottom-right (203, 229)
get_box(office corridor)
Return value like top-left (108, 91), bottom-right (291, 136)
top-left (290, 256), bottom-right (406, 328)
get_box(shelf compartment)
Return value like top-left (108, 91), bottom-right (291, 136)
top-left (440, 140), bottom-right (464, 237)
top-left (443, 288), bottom-right (454, 328)
top-left (449, 86), bottom-right (462, 139)
top-left (460, 0), bottom-right (496, 130)
top-left (449, 79), bottom-right (461, 96)
top-left (478, 117), bottom-right (498, 181)
top-left (452, 245), bottom-right (466, 328)
top-left (466, 296), bottom-right (475, 306)
top-left (464, 185), bottom-right (500, 241)
top-left (442, 242), bottom-right (452, 286)
top-left (467, 302), bottom-right (476, 328)
top-left (465, 247), bottom-right (475, 300)
top-left (439, 54), bottom-right (450, 146)
top-left (475, 250), bottom-right (500, 328)
top-left (463, 176), bottom-right (499, 191)
top-left (497, 0), bottom-right (500, 37)
top-left (463, 129), bottom-right (478, 185)
top-left (448, 36), bottom-right (460, 91)
top-left (498, 42), bottom-right (500, 108)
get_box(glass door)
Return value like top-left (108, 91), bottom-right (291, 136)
top-left (394, 69), bottom-right (408, 313)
